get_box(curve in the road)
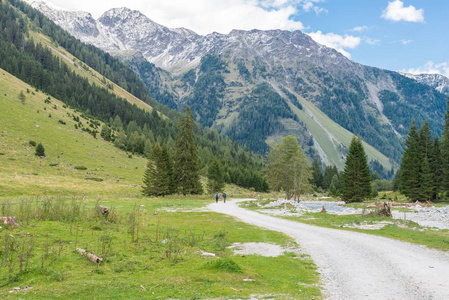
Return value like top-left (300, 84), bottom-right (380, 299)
top-left (209, 200), bottom-right (449, 300)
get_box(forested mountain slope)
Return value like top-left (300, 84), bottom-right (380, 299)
top-left (1, 0), bottom-right (268, 191)
top-left (28, 1), bottom-right (448, 178)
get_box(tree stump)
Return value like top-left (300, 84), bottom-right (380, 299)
top-left (378, 202), bottom-right (392, 217)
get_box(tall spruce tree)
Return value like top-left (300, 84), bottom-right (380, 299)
top-left (418, 121), bottom-right (433, 200)
top-left (441, 101), bottom-right (449, 194)
top-left (207, 157), bottom-right (225, 193)
top-left (142, 143), bottom-right (175, 196)
top-left (399, 120), bottom-right (422, 201)
top-left (311, 158), bottom-right (323, 190)
top-left (173, 107), bottom-right (203, 195)
top-left (431, 138), bottom-right (443, 201)
top-left (341, 136), bottom-right (371, 202)
top-left (160, 145), bottom-right (176, 195)
top-left (142, 144), bottom-right (159, 196)
top-left (322, 165), bottom-right (339, 190)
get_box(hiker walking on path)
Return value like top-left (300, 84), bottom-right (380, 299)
top-left (222, 192), bottom-right (227, 203)
top-left (215, 192), bottom-right (219, 203)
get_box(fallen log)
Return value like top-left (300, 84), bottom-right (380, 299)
top-left (0, 216), bottom-right (20, 226)
top-left (76, 248), bottom-right (103, 264)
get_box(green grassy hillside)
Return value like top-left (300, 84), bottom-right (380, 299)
top-left (288, 92), bottom-right (393, 171)
top-left (0, 68), bottom-right (146, 197)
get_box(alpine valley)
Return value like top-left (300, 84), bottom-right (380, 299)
top-left (27, 0), bottom-right (449, 177)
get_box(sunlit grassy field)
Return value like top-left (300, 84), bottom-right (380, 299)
top-left (0, 195), bottom-right (321, 299)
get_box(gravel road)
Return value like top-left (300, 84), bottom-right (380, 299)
top-left (209, 200), bottom-right (449, 300)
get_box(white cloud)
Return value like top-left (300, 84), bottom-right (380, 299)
top-left (45, 0), bottom-right (326, 35)
top-left (381, 0), bottom-right (424, 23)
top-left (301, 0), bottom-right (327, 14)
top-left (400, 39), bottom-right (412, 45)
top-left (364, 37), bottom-right (380, 45)
top-left (350, 26), bottom-right (370, 32)
top-left (404, 61), bottom-right (449, 78)
top-left (307, 31), bottom-right (361, 58)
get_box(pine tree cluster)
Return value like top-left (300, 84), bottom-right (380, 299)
top-left (397, 117), bottom-right (445, 202)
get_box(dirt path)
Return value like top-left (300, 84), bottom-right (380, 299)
top-left (209, 200), bottom-right (449, 299)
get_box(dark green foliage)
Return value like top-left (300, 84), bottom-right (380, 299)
top-left (142, 143), bottom-right (175, 196)
top-left (418, 121), bottom-right (434, 200)
top-left (398, 121), bottom-right (422, 201)
top-left (173, 107), bottom-right (203, 195)
top-left (100, 125), bottom-right (112, 142)
top-left (431, 138), bottom-right (443, 201)
top-left (229, 83), bottom-right (298, 154)
top-left (207, 157), bottom-right (225, 193)
top-left (281, 86), bottom-right (302, 110)
top-left (186, 55), bottom-right (227, 127)
top-left (311, 158), bottom-right (323, 189)
top-left (237, 61), bottom-right (251, 82)
top-left (35, 143), bottom-right (45, 157)
top-left (322, 165), bottom-right (338, 190)
top-left (369, 160), bottom-right (394, 180)
top-left (126, 55), bottom-right (178, 109)
top-left (328, 174), bottom-right (341, 197)
top-left (29, 141), bottom-right (36, 147)
top-left (341, 136), bottom-right (372, 202)
top-left (441, 102), bottom-right (449, 194)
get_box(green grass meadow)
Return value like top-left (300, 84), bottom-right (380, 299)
top-left (0, 69), bottom-right (321, 299)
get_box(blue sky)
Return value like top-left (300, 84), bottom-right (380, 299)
top-left (40, 0), bottom-right (449, 77)
top-left (296, 0), bottom-right (449, 76)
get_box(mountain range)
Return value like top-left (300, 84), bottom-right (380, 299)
top-left (26, 0), bottom-right (449, 177)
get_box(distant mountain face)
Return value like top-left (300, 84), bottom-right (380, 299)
top-left (400, 72), bottom-right (449, 95)
top-left (29, 1), bottom-right (448, 177)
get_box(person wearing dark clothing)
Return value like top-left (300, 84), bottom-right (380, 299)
top-left (215, 192), bottom-right (219, 203)
top-left (222, 192), bottom-right (227, 203)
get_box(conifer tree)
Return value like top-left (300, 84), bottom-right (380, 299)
top-left (160, 145), bottom-right (176, 195)
top-left (341, 136), bottom-right (371, 202)
top-left (418, 121), bottom-right (433, 200)
top-left (35, 143), bottom-right (45, 157)
top-left (322, 165), bottom-right (338, 190)
top-left (329, 174), bottom-right (340, 197)
top-left (142, 143), bottom-right (176, 196)
top-left (207, 157), bottom-right (225, 193)
top-left (173, 107), bottom-right (203, 195)
top-left (142, 143), bottom-right (162, 196)
top-left (441, 101), bottom-right (449, 194)
top-left (311, 158), bottom-right (323, 189)
top-left (399, 120), bottom-right (422, 201)
top-left (431, 138), bottom-right (442, 201)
